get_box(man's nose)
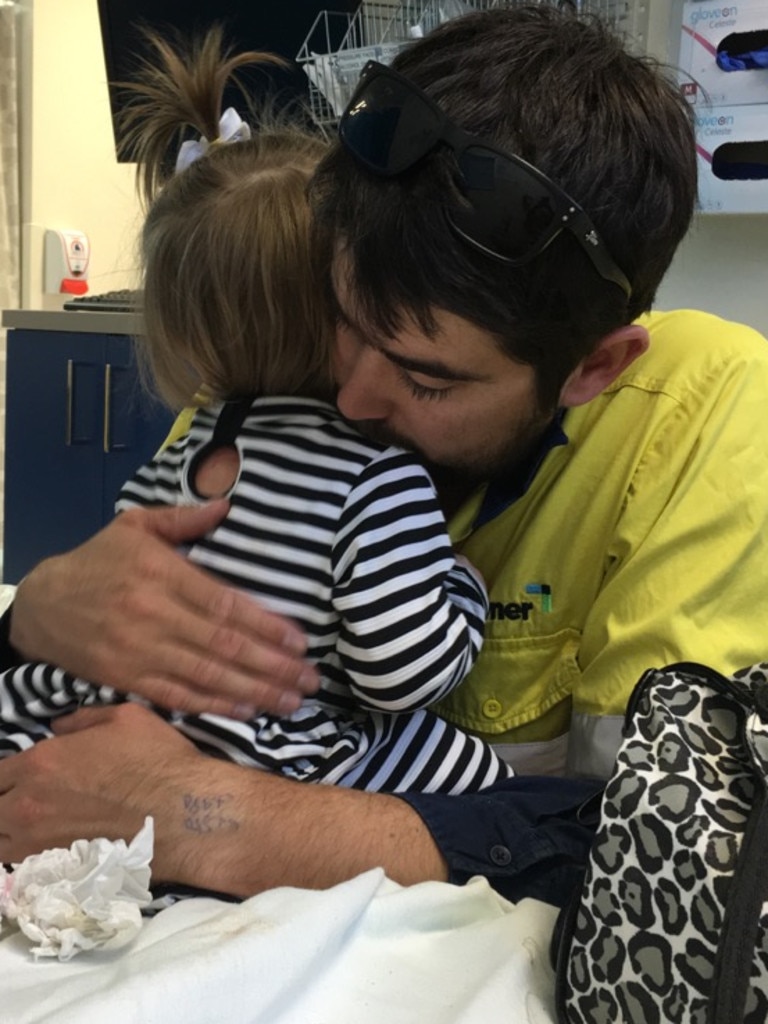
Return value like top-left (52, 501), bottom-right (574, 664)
top-left (336, 347), bottom-right (394, 421)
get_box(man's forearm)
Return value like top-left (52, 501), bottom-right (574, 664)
top-left (151, 759), bottom-right (449, 895)
top-left (151, 760), bottom-right (603, 905)
top-left (0, 704), bottom-right (446, 889)
top-left (0, 703), bottom-right (600, 906)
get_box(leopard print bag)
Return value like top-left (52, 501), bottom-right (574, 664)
top-left (553, 661), bottom-right (768, 1024)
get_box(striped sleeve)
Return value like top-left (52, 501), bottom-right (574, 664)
top-left (117, 406), bottom-right (217, 513)
top-left (331, 448), bottom-right (488, 712)
top-left (0, 664), bottom-right (118, 756)
top-left (115, 436), bottom-right (192, 512)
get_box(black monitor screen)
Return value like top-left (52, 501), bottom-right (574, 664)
top-left (97, 0), bottom-right (354, 160)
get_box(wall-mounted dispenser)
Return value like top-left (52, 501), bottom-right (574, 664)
top-left (44, 228), bottom-right (90, 295)
top-left (679, 0), bottom-right (768, 213)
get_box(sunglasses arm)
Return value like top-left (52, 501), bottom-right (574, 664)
top-left (565, 208), bottom-right (632, 299)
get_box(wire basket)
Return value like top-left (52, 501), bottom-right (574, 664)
top-left (296, 0), bottom-right (650, 128)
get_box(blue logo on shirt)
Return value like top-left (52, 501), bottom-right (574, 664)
top-left (525, 583), bottom-right (552, 613)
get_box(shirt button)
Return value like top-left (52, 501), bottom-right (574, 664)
top-left (490, 845), bottom-right (512, 866)
top-left (482, 698), bottom-right (503, 719)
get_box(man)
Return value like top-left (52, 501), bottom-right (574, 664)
top-left (1, 6), bottom-right (767, 903)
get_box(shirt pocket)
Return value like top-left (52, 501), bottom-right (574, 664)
top-left (433, 628), bottom-right (582, 737)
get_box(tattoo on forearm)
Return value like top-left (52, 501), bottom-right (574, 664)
top-left (182, 792), bottom-right (240, 834)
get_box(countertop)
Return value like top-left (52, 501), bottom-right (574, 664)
top-left (1, 308), bottom-right (143, 336)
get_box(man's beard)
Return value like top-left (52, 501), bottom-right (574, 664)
top-left (352, 405), bottom-right (556, 492)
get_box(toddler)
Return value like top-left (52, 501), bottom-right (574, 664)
top-left (0, 28), bottom-right (511, 795)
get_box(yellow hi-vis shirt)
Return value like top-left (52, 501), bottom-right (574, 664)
top-left (436, 309), bottom-right (768, 778)
top-left (164, 309), bottom-right (768, 780)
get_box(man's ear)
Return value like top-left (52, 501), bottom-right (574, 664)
top-left (559, 324), bottom-right (649, 408)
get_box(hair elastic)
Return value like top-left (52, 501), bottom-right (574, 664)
top-left (175, 107), bottom-right (251, 173)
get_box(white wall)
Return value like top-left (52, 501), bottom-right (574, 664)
top-left (20, 0), bottom-right (142, 310)
top-left (656, 215), bottom-right (768, 336)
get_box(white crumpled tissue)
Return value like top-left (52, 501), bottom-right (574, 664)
top-left (0, 817), bottom-right (154, 960)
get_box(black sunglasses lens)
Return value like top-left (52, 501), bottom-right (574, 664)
top-left (451, 148), bottom-right (564, 262)
top-left (340, 70), bottom-right (630, 295)
top-left (341, 72), bottom-right (444, 176)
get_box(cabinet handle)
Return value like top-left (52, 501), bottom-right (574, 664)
top-left (65, 359), bottom-right (73, 446)
top-left (103, 363), bottom-right (112, 453)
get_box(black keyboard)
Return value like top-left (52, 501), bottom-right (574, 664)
top-left (63, 289), bottom-right (143, 312)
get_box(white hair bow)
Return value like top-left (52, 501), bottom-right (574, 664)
top-left (175, 108), bottom-right (252, 173)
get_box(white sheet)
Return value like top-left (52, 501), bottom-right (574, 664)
top-left (0, 870), bottom-right (559, 1023)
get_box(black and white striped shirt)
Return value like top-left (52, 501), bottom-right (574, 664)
top-left (0, 398), bottom-right (512, 793)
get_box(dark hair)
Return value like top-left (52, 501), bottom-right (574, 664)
top-left (311, 5), bottom-right (697, 409)
top-left (118, 27), bottom-right (333, 409)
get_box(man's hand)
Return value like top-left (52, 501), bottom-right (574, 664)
top-left (0, 705), bottom-right (448, 895)
top-left (0, 705), bottom-right (197, 865)
top-left (9, 502), bottom-right (319, 719)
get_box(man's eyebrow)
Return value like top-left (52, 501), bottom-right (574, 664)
top-left (380, 348), bottom-right (487, 383)
top-left (332, 291), bottom-right (487, 382)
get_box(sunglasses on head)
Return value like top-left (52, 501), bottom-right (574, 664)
top-left (339, 61), bottom-right (632, 300)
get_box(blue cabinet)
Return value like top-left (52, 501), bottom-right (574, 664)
top-left (3, 327), bottom-right (173, 583)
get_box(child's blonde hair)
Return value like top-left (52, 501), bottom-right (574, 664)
top-left (119, 27), bottom-right (333, 409)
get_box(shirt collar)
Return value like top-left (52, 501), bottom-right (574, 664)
top-left (474, 409), bottom-right (569, 529)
